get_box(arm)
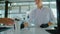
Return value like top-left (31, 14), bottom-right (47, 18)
top-left (40, 8), bottom-right (55, 28)
top-left (24, 10), bottom-right (35, 27)
top-left (48, 8), bottom-right (56, 26)
top-left (27, 10), bottom-right (35, 26)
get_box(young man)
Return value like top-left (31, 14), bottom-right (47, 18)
top-left (26, 0), bottom-right (56, 28)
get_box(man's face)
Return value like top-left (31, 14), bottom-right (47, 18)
top-left (35, 0), bottom-right (40, 4)
top-left (35, 0), bottom-right (42, 7)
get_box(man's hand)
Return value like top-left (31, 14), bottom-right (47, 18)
top-left (24, 22), bottom-right (28, 27)
top-left (40, 22), bottom-right (53, 28)
top-left (20, 22), bottom-right (28, 29)
top-left (48, 22), bottom-right (53, 26)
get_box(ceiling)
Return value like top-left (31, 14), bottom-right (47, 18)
top-left (0, 0), bottom-right (56, 3)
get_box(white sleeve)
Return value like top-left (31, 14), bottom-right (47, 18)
top-left (49, 8), bottom-right (57, 24)
top-left (26, 10), bottom-right (35, 26)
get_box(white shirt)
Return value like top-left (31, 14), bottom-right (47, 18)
top-left (27, 7), bottom-right (55, 26)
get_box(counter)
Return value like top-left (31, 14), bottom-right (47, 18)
top-left (0, 20), bottom-right (57, 34)
top-left (0, 26), bottom-right (56, 34)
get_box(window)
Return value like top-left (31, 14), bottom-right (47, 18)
top-left (0, 3), bottom-right (5, 18)
top-left (21, 5), bottom-right (29, 13)
top-left (8, 6), bottom-right (19, 14)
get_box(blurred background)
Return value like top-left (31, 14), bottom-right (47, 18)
top-left (0, 0), bottom-right (57, 20)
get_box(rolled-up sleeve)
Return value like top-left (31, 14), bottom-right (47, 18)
top-left (49, 8), bottom-right (56, 24)
top-left (26, 10), bottom-right (35, 26)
